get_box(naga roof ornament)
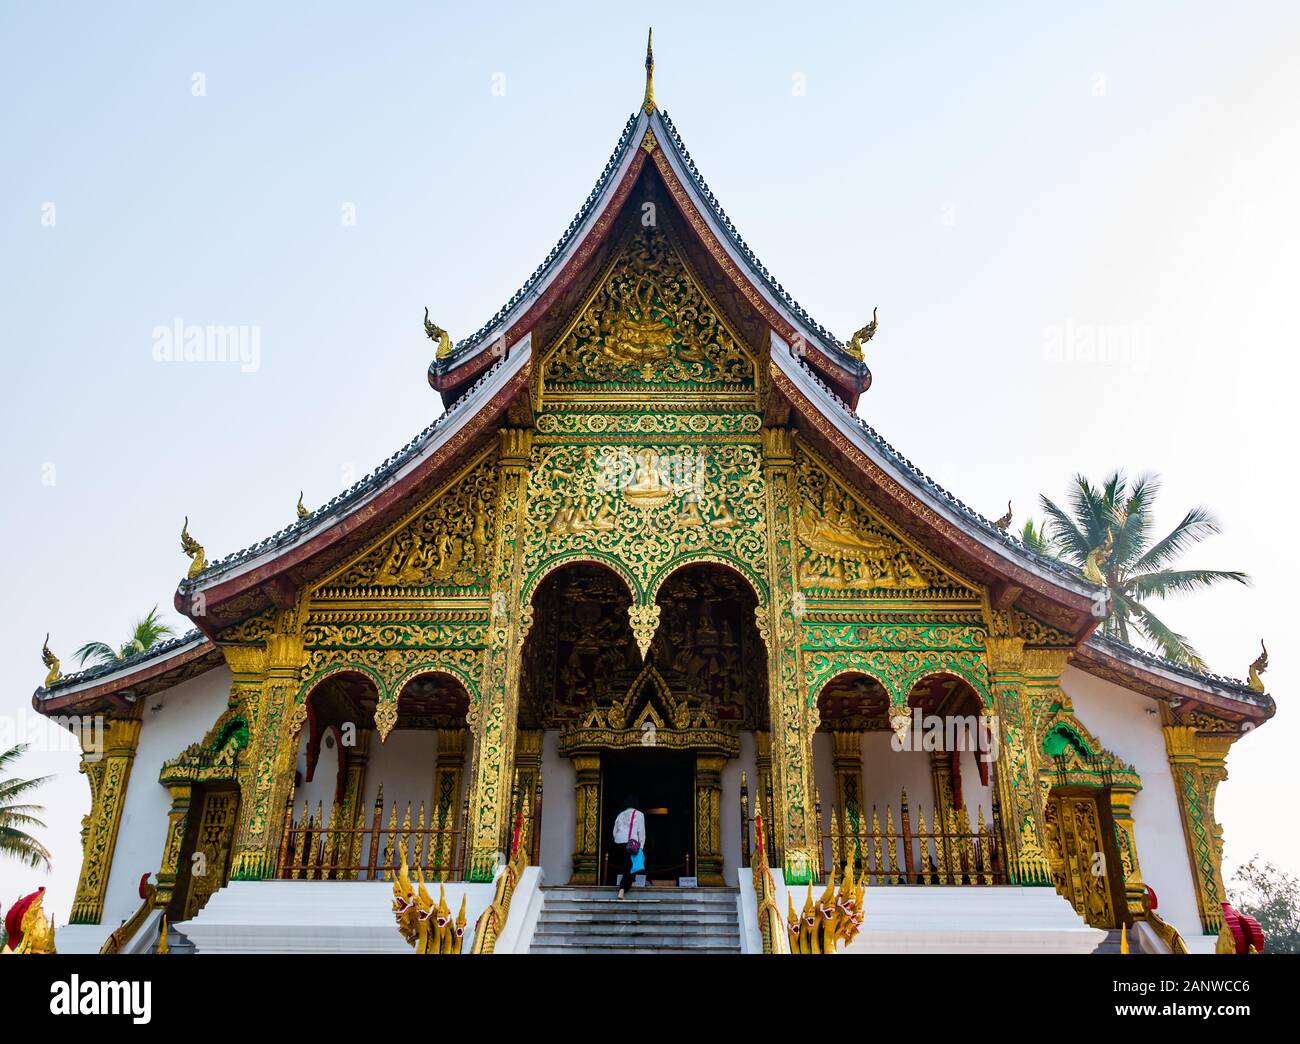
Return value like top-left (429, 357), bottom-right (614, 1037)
top-left (845, 307), bottom-right (878, 361)
top-left (424, 308), bottom-right (452, 360)
top-left (41, 633), bottom-right (61, 688)
top-left (180, 516), bottom-right (206, 579)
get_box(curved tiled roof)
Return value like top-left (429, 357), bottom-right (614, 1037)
top-left (428, 113), bottom-right (640, 372)
top-left (181, 357), bottom-right (508, 586)
top-left (38, 629), bottom-right (208, 695)
top-left (429, 109), bottom-right (866, 379)
top-left (788, 355), bottom-right (1090, 587)
top-left (1083, 631), bottom-right (1269, 706)
top-left (656, 111), bottom-right (853, 361)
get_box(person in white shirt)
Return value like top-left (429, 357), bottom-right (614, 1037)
top-left (611, 794), bottom-right (646, 899)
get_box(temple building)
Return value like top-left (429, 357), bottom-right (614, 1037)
top-left (35, 39), bottom-right (1274, 955)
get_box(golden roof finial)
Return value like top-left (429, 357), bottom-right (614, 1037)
top-left (180, 516), bottom-right (207, 579)
top-left (296, 491), bottom-right (309, 521)
top-left (41, 633), bottom-right (61, 688)
top-left (1248, 640), bottom-right (1268, 693)
top-left (424, 307), bottom-right (452, 360)
top-left (643, 28), bottom-right (656, 114)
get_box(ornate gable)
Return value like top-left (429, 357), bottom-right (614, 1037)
top-left (313, 450), bottom-right (499, 598)
top-left (794, 446), bottom-right (978, 602)
top-left (538, 224), bottom-right (758, 407)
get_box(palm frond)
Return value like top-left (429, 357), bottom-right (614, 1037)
top-left (0, 744), bottom-right (33, 772)
top-left (0, 775), bottom-right (54, 802)
top-left (0, 809), bottom-right (49, 829)
top-left (1067, 473), bottom-right (1116, 549)
top-left (128, 606), bottom-right (175, 653)
top-left (1131, 507), bottom-right (1223, 572)
top-left (1020, 519), bottom-right (1055, 556)
top-left (1113, 472), bottom-right (1159, 570)
top-left (0, 829), bottom-right (52, 870)
top-left (1039, 495), bottom-right (1093, 564)
top-left (1130, 602), bottom-right (1206, 668)
top-left (74, 641), bottom-right (121, 667)
top-left (1128, 568), bottom-right (1251, 600)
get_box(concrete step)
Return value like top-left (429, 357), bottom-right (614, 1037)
top-left (164, 926), bottom-right (198, 955)
top-left (534, 923), bottom-right (740, 938)
top-left (530, 886), bottom-right (742, 954)
top-left (540, 891), bottom-right (738, 902)
top-left (1092, 928), bottom-right (1127, 954)
top-left (530, 944), bottom-right (741, 954)
top-left (537, 912), bottom-right (738, 926)
top-left (536, 900), bottom-right (737, 915)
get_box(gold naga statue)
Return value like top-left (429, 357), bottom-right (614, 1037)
top-left (1247, 640), bottom-right (1268, 693)
top-left (41, 633), bottom-right (61, 688)
top-left (2, 888), bottom-right (57, 955)
top-left (844, 307), bottom-right (878, 361)
top-left (391, 857), bottom-right (466, 955)
top-left (786, 865), bottom-right (866, 954)
top-left (1082, 529), bottom-right (1114, 584)
top-left (180, 517), bottom-right (207, 579)
top-left (296, 491), bottom-right (310, 521)
top-left (994, 500), bottom-right (1013, 532)
top-left (423, 308), bottom-right (453, 361)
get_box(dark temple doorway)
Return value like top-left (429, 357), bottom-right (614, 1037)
top-left (600, 748), bottom-right (695, 884)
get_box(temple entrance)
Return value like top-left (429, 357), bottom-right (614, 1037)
top-left (519, 560), bottom-right (765, 886)
top-left (600, 748), bottom-right (696, 884)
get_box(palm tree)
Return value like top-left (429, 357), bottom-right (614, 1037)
top-left (1030, 471), bottom-right (1248, 668)
top-left (0, 744), bottom-right (52, 870)
top-left (74, 605), bottom-right (176, 668)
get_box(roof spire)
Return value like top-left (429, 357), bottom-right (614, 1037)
top-left (643, 28), bottom-right (656, 114)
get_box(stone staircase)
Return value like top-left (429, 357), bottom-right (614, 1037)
top-left (163, 924), bottom-right (197, 954)
top-left (529, 886), bottom-right (742, 953)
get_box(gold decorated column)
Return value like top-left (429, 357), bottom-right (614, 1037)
top-left (831, 731), bottom-right (864, 869)
top-left (339, 727), bottom-right (371, 878)
top-left (227, 627), bottom-right (308, 881)
top-left (570, 753), bottom-right (602, 884)
top-left (695, 754), bottom-right (726, 884)
top-left (760, 425), bottom-right (817, 885)
top-left (753, 732), bottom-right (781, 865)
top-left (153, 781), bottom-right (193, 912)
top-left (465, 428), bottom-right (533, 881)
top-left (1164, 725), bottom-right (1234, 934)
top-left (509, 729), bottom-right (542, 862)
top-left (1108, 782), bottom-right (1146, 921)
top-left (984, 635), bottom-right (1052, 884)
top-left (69, 706), bottom-right (144, 924)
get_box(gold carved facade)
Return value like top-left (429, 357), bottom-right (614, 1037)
top-left (137, 207), bottom-right (1163, 910)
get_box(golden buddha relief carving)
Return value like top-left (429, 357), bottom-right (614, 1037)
top-left (318, 455), bottom-right (498, 595)
top-left (523, 441), bottom-right (768, 601)
top-left (541, 226), bottom-right (756, 397)
top-left (794, 448), bottom-right (974, 599)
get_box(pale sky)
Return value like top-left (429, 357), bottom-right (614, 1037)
top-left (2, 1), bottom-right (1297, 921)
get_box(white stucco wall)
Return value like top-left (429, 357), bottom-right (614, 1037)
top-left (294, 726), bottom-right (342, 814)
top-left (538, 730), bottom-right (575, 883)
top-left (97, 665), bottom-right (232, 932)
top-left (720, 731), bottom-right (758, 885)
top-left (359, 729), bottom-right (439, 824)
top-left (1060, 664), bottom-right (1205, 940)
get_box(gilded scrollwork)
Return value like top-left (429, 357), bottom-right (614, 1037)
top-left (794, 447), bottom-right (975, 600)
top-left (318, 455), bottom-right (498, 595)
top-left (522, 441), bottom-right (769, 604)
top-left (541, 226), bottom-right (756, 397)
top-left (536, 410), bottom-right (762, 436)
